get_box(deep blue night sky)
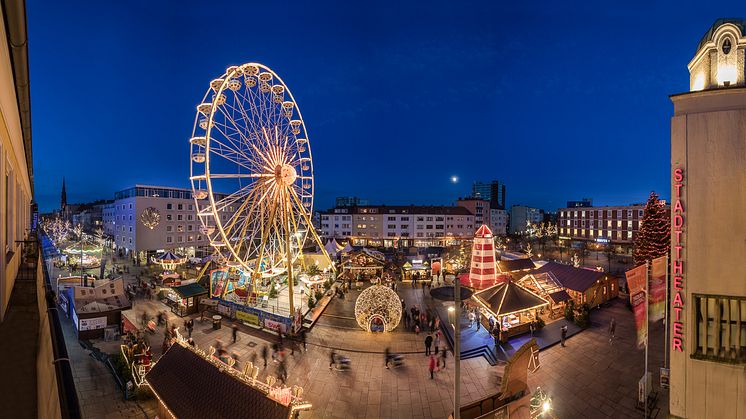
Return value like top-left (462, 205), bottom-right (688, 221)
top-left (27, 1), bottom-right (740, 213)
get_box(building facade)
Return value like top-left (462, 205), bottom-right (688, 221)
top-left (103, 185), bottom-right (232, 263)
top-left (669, 19), bottom-right (746, 419)
top-left (0, 1), bottom-right (32, 321)
top-left (509, 205), bottom-right (543, 235)
top-left (472, 180), bottom-right (506, 210)
top-left (320, 205), bottom-right (474, 248)
top-left (557, 204), bottom-right (659, 246)
top-left (489, 208), bottom-right (508, 236)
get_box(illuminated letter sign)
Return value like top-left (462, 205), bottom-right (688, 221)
top-left (671, 168), bottom-right (685, 352)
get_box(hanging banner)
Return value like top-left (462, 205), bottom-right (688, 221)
top-left (626, 264), bottom-right (648, 349)
top-left (649, 256), bottom-right (667, 322)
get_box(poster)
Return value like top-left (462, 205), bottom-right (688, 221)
top-left (210, 268), bottom-right (228, 297)
top-left (236, 310), bottom-right (260, 327)
top-left (79, 316), bottom-right (107, 331)
top-left (626, 264), bottom-right (648, 349)
top-left (649, 256), bottom-right (667, 322)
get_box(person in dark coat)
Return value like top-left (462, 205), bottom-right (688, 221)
top-left (424, 334), bottom-right (433, 355)
top-left (261, 345), bottom-right (269, 367)
top-left (561, 325), bottom-right (568, 347)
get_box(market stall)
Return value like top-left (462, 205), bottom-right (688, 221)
top-left (473, 280), bottom-right (549, 340)
top-left (165, 283), bottom-right (208, 317)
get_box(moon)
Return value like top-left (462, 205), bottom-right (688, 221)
top-left (450, 176), bottom-right (459, 183)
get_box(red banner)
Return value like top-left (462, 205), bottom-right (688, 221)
top-left (649, 256), bottom-right (667, 322)
top-left (626, 264), bottom-right (648, 349)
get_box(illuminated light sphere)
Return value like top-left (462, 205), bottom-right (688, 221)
top-left (140, 207), bottom-right (161, 230)
top-left (451, 175), bottom-right (458, 183)
top-left (354, 284), bottom-right (402, 332)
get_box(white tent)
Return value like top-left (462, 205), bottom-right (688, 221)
top-left (339, 242), bottom-right (354, 254)
top-left (324, 239), bottom-right (344, 257)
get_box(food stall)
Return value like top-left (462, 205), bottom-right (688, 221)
top-left (165, 283), bottom-right (208, 317)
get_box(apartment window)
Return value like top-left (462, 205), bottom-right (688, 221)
top-left (129, 227), bottom-right (133, 232)
top-left (436, 217), bottom-right (444, 221)
top-left (177, 204), bottom-right (183, 210)
top-left (693, 294), bottom-right (746, 363)
top-left (416, 217), bottom-right (424, 222)
top-left (387, 224), bottom-right (396, 229)
top-left (167, 203), bottom-right (173, 210)
top-left (187, 215), bottom-right (193, 221)
top-left (639, 210), bottom-right (644, 217)
top-left (388, 217), bottom-right (396, 221)
top-left (167, 214), bottom-right (172, 221)
top-left (129, 204), bottom-right (133, 209)
top-left (166, 226), bottom-right (172, 232)
top-left (426, 225), bottom-right (433, 230)
top-left (581, 220), bottom-right (585, 227)
top-left (177, 214), bottom-right (183, 221)
top-left (187, 235), bottom-right (194, 242)
top-left (388, 232), bottom-right (396, 237)
top-left (188, 225), bottom-right (193, 231)
top-left (197, 235), bottom-right (202, 241)
top-left (627, 210), bottom-right (633, 218)
top-left (177, 225), bottom-right (184, 232)
top-left (607, 210), bottom-right (612, 217)
top-left (416, 232), bottom-right (424, 237)
top-left (401, 217), bottom-right (409, 221)
top-left (177, 236), bottom-right (184, 242)
top-left (416, 225), bottom-right (423, 230)
top-left (436, 225), bottom-right (444, 229)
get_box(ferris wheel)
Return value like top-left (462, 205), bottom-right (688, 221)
top-left (189, 63), bottom-right (326, 277)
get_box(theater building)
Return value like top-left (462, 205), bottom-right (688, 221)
top-left (669, 19), bottom-right (746, 418)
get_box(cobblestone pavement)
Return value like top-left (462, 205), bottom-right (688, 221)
top-left (53, 252), bottom-right (670, 419)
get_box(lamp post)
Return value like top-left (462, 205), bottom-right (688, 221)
top-left (453, 269), bottom-right (462, 419)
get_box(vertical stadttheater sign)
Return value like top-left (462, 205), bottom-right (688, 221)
top-left (672, 168), bottom-right (685, 352)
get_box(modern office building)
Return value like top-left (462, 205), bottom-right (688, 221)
top-left (472, 180), bottom-right (506, 210)
top-left (0, 0), bottom-right (32, 321)
top-left (320, 205), bottom-right (474, 248)
top-left (509, 205), bottom-right (543, 234)
top-left (103, 185), bottom-right (232, 263)
top-left (669, 19), bottom-right (746, 419)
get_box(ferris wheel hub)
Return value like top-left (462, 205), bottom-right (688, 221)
top-left (277, 164), bottom-right (297, 186)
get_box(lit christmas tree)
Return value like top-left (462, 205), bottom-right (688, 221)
top-left (633, 191), bottom-right (670, 266)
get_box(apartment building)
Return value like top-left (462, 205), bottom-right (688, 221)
top-left (509, 205), bottom-right (543, 234)
top-left (103, 185), bottom-right (233, 263)
top-left (457, 197), bottom-right (508, 236)
top-left (321, 205), bottom-right (474, 248)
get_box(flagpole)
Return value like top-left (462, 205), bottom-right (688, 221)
top-left (644, 260), bottom-right (649, 419)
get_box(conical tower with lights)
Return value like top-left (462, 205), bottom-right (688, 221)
top-left (468, 225), bottom-right (498, 286)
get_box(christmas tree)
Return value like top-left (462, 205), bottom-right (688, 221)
top-left (633, 191), bottom-right (670, 266)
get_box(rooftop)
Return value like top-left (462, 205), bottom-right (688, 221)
top-left (530, 262), bottom-right (607, 293)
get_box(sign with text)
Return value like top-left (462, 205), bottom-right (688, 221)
top-left (79, 316), bottom-right (107, 331)
top-left (236, 310), bottom-right (260, 326)
top-left (649, 256), bottom-right (667, 322)
top-left (626, 264), bottom-right (648, 349)
top-left (671, 168), bottom-right (686, 352)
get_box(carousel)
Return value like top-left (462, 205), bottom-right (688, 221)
top-left (473, 280), bottom-right (550, 340)
top-left (152, 251), bottom-right (187, 285)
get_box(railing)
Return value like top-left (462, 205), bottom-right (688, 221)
top-left (37, 230), bottom-right (82, 419)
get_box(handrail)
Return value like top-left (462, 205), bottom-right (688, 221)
top-left (37, 230), bottom-right (82, 419)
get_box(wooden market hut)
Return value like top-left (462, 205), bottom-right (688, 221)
top-left (164, 283), bottom-right (208, 317)
top-left (530, 262), bottom-right (618, 307)
top-left (473, 280), bottom-right (550, 339)
top-left (341, 248), bottom-right (385, 281)
top-left (146, 343), bottom-right (311, 419)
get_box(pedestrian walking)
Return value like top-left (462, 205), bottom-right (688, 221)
top-left (439, 348), bottom-right (447, 369)
top-left (384, 347), bottom-right (391, 369)
top-left (434, 331), bottom-right (441, 355)
top-left (428, 354), bottom-right (437, 379)
top-left (329, 350), bottom-right (337, 369)
top-left (261, 344), bottom-right (269, 367)
top-left (561, 325), bottom-right (568, 347)
top-left (468, 311), bottom-right (475, 328)
top-left (277, 360), bottom-right (287, 384)
top-left (232, 324), bottom-right (238, 343)
top-left (424, 334), bottom-right (433, 355)
top-left (529, 321), bottom-right (535, 337)
top-left (300, 329), bottom-right (307, 351)
top-left (188, 319), bottom-right (194, 338)
top-left (609, 317), bottom-right (616, 343)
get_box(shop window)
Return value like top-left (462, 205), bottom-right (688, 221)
top-left (693, 294), bottom-right (746, 363)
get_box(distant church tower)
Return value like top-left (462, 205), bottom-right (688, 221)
top-left (60, 177), bottom-right (67, 213)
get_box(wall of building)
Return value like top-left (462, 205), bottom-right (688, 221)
top-left (670, 87), bottom-right (746, 419)
top-left (0, 4), bottom-right (32, 321)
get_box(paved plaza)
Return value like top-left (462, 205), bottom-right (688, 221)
top-left (52, 253), bottom-right (670, 419)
